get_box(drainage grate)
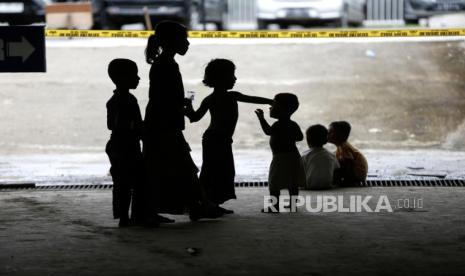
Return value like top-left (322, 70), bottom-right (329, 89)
top-left (0, 182), bottom-right (35, 189)
top-left (234, 180), bottom-right (465, 187)
top-left (34, 184), bottom-right (114, 190)
top-left (1, 180), bottom-right (465, 190)
top-left (235, 181), bottom-right (268, 187)
top-left (359, 179), bottom-right (465, 187)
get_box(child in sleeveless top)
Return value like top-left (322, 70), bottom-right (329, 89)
top-left (186, 59), bottom-right (273, 214)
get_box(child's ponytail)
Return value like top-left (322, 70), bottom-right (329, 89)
top-left (145, 34), bottom-right (161, 64)
top-left (145, 21), bottom-right (187, 64)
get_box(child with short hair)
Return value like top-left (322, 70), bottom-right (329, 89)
top-left (105, 58), bottom-right (145, 227)
top-left (255, 93), bottom-right (305, 213)
top-left (328, 121), bottom-right (368, 186)
top-left (186, 58), bottom-right (273, 214)
top-left (301, 124), bottom-right (340, 190)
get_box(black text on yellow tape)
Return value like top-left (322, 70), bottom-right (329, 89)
top-left (45, 29), bottom-right (465, 39)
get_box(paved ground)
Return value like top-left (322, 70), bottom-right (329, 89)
top-left (2, 38), bottom-right (465, 184)
top-left (1, 38), bottom-right (465, 153)
top-left (2, 149), bottom-right (465, 186)
top-left (1, 187), bottom-right (464, 275)
top-left (1, 36), bottom-right (465, 276)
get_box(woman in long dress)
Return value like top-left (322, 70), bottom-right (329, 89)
top-left (143, 21), bottom-right (220, 221)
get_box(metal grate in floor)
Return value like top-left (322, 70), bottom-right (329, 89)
top-left (359, 179), bottom-right (465, 187)
top-left (235, 180), bottom-right (465, 187)
top-left (1, 179), bottom-right (465, 190)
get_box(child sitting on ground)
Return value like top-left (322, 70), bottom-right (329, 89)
top-left (328, 121), bottom-right (368, 186)
top-left (105, 58), bottom-right (145, 227)
top-left (301, 124), bottom-right (340, 190)
top-left (255, 93), bottom-right (305, 213)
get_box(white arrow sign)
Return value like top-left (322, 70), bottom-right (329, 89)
top-left (7, 36), bottom-right (35, 62)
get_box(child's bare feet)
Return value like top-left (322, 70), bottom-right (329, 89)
top-left (118, 217), bottom-right (130, 227)
top-left (218, 206), bottom-right (234, 214)
top-left (154, 214), bottom-right (175, 223)
top-left (189, 203), bottom-right (224, 221)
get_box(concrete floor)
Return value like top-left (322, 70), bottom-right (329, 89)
top-left (2, 34), bottom-right (465, 276)
top-left (1, 187), bottom-right (464, 275)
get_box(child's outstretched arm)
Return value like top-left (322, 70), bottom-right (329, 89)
top-left (185, 96), bottom-right (209, 123)
top-left (231, 91), bottom-right (273, 105)
top-left (255, 109), bottom-right (272, 135)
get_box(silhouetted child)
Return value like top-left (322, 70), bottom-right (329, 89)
top-left (145, 21), bottom-right (223, 222)
top-left (255, 93), bottom-right (305, 213)
top-left (328, 121), bottom-right (368, 186)
top-left (301, 124), bottom-right (340, 190)
top-left (105, 58), bottom-right (145, 227)
top-left (186, 59), bottom-right (273, 214)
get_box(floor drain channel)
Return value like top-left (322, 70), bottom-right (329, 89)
top-left (358, 180), bottom-right (465, 187)
top-left (1, 180), bottom-right (465, 190)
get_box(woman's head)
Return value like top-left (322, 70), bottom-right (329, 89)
top-left (270, 93), bottom-right (299, 119)
top-left (145, 21), bottom-right (189, 64)
top-left (203, 59), bottom-right (237, 90)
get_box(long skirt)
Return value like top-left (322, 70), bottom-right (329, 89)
top-left (143, 131), bottom-right (200, 214)
top-left (200, 135), bottom-right (236, 205)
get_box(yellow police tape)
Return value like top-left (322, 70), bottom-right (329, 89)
top-left (45, 28), bottom-right (465, 39)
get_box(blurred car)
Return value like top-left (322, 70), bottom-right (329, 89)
top-left (256, 0), bottom-right (366, 29)
top-left (404, 0), bottom-right (465, 23)
top-left (191, 0), bottom-right (228, 30)
top-left (0, 0), bottom-right (48, 25)
top-left (91, 0), bottom-right (228, 30)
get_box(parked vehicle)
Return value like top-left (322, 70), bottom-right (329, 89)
top-left (91, 0), bottom-right (228, 30)
top-left (256, 0), bottom-right (366, 29)
top-left (0, 0), bottom-right (48, 25)
top-left (191, 0), bottom-right (228, 30)
top-left (404, 0), bottom-right (465, 23)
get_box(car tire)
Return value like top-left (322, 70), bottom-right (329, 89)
top-left (105, 21), bottom-right (121, 30)
top-left (257, 19), bottom-right (268, 30)
top-left (405, 18), bottom-right (419, 25)
top-left (92, 17), bottom-right (104, 30)
top-left (99, 12), bottom-right (120, 30)
top-left (216, 9), bottom-right (229, 30)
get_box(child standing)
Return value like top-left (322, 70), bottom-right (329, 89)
top-left (186, 59), bottom-right (273, 214)
top-left (328, 121), bottom-right (368, 186)
top-left (144, 21), bottom-right (223, 221)
top-left (301, 124), bottom-right (340, 190)
top-left (105, 58), bottom-right (145, 227)
top-left (255, 93), bottom-right (305, 213)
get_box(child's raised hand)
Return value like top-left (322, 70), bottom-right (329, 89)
top-left (255, 109), bottom-right (264, 119)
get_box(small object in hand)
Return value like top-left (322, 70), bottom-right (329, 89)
top-left (186, 247), bottom-right (201, 256)
top-left (186, 91), bottom-right (195, 101)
